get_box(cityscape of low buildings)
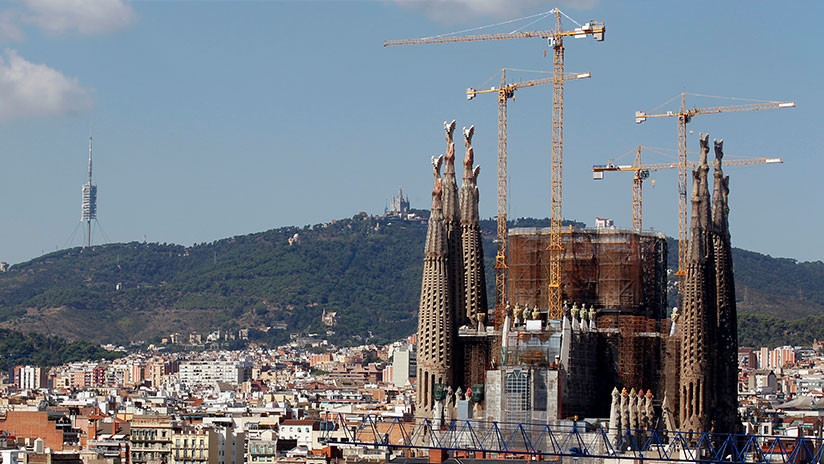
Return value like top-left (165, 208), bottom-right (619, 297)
top-left (1, 333), bottom-right (823, 464)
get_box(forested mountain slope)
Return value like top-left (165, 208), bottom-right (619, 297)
top-left (0, 212), bottom-right (820, 348)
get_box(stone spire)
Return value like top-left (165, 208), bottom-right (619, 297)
top-left (459, 125), bottom-right (488, 326)
top-left (678, 133), bottom-right (716, 434)
top-left (711, 138), bottom-right (740, 434)
top-left (415, 154), bottom-right (455, 418)
top-left (442, 120), bottom-right (466, 328)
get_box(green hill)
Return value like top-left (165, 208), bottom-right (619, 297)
top-left (0, 212), bottom-right (821, 348)
top-left (0, 328), bottom-right (123, 368)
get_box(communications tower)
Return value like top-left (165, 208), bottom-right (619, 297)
top-left (81, 134), bottom-right (97, 248)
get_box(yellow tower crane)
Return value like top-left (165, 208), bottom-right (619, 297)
top-left (635, 93), bottom-right (794, 300)
top-left (386, 9), bottom-right (605, 320)
top-left (592, 145), bottom-right (783, 231)
top-left (466, 68), bottom-right (591, 311)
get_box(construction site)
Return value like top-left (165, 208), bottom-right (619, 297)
top-left (507, 227), bottom-right (668, 319)
top-left (384, 7), bottom-right (794, 444)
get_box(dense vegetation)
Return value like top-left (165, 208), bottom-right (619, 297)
top-left (0, 328), bottom-right (123, 367)
top-left (739, 313), bottom-right (824, 348)
top-left (0, 213), bottom-right (432, 346)
top-left (0, 211), bottom-right (821, 348)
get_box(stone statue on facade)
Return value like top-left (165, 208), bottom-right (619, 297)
top-left (609, 387), bottom-right (620, 441)
top-left (444, 385), bottom-right (455, 422)
top-left (629, 388), bottom-right (639, 430)
top-left (620, 388), bottom-right (630, 433)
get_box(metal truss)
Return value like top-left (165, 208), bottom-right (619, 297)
top-left (321, 413), bottom-right (824, 464)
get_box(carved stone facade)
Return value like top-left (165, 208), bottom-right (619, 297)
top-left (678, 134), bottom-right (716, 434)
top-left (415, 122), bottom-right (489, 417)
top-left (442, 121), bottom-right (465, 329)
top-left (676, 133), bottom-right (739, 434)
top-left (414, 125), bottom-right (739, 433)
top-left (459, 125), bottom-right (487, 327)
top-left (711, 138), bottom-right (740, 434)
top-left (415, 155), bottom-right (454, 418)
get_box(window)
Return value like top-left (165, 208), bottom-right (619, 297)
top-left (504, 369), bottom-right (531, 425)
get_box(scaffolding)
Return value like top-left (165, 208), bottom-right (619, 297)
top-left (508, 227), bottom-right (667, 319)
top-left (323, 413), bottom-right (824, 464)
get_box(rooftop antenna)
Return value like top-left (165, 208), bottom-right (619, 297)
top-left (81, 125), bottom-right (97, 248)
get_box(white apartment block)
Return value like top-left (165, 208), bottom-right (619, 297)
top-left (178, 361), bottom-right (252, 387)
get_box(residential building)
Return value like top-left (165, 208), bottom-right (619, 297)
top-left (13, 366), bottom-right (48, 390)
top-left (391, 346), bottom-right (416, 387)
top-left (247, 431), bottom-right (277, 464)
top-left (129, 415), bottom-right (176, 464)
top-left (179, 361), bottom-right (251, 387)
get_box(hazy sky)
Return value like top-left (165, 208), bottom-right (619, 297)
top-left (1, 0), bottom-right (821, 265)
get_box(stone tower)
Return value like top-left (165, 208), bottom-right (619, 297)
top-left (442, 121), bottom-right (466, 328)
top-left (678, 134), bottom-right (717, 434)
top-left (711, 138), bottom-right (740, 434)
top-left (459, 125), bottom-right (488, 326)
top-left (415, 155), bottom-right (455, 418)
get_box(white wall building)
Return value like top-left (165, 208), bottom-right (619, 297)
top-left (278, 420), bottom-right (317, 449)
top-left (16, 365), bottom-right (48, 390)
top-left (178, 361), bottom-right (251, 387)
top-left (391, 346), bottom-right (416, 387)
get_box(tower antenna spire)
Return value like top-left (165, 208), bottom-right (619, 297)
top-left (81, 125), bottom-right (97, 248)
top-left (88, 125), bottom-right (93, 185)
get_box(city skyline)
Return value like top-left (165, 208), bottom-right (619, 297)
top-left (1, 1), bottom-right (821, 265)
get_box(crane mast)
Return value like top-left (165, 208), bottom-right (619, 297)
top-left (632, 146), bottom-right (644, 231)
top-left (495, 71), bottom-right (509, 308)
top-left (547, 10), bottom-right (565, 320)
top-left (387, 10), bottom-right (604, 320)
top-left (468, 68), bottom-right (590, 312)
top-left (676, 95), bottom-right (687, 282)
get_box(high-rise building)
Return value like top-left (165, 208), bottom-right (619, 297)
top-left (13, 365), bottom-right (48, 390)
top-left (391, 345), bottom-right (417, 387)
top-left (178, 360), bottom-right (252, 387)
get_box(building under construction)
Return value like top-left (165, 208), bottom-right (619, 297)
top-left (414, 122), bottom-right (739, 436)
top-left (508, 227), bottom-right (667, 319)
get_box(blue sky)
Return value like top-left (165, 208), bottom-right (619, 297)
top-left (0, 0), bottom-right (821, 265)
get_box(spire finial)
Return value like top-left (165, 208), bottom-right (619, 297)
top-left (431, 155), bottom-right (444, 209)
top-left (444, 120), bottom-right (456, 174)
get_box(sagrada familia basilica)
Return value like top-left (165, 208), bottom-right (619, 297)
top-left (414, 121), bottom-right (740, 435)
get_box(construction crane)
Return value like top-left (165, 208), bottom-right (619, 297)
top-left (593, 146), bottom-right (783, 231)
top-left (466, 68), bottom-right (591, 310)
top-left (635, 93), bottom-right (794, 300)
top-left (387, 9), bottom-right (605, 320)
